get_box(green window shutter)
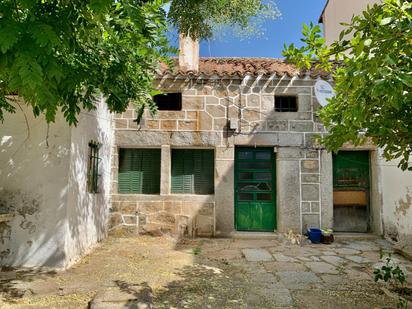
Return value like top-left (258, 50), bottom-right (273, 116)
top-left (118, 149), bottom-right (161, 194)
top-left (194, 150), bottom-right (214, 194)
top-left (171, 149), bottom-right (214, 194)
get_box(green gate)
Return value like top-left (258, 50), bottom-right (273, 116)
top-left (235, 147), bottom-right (276, 231)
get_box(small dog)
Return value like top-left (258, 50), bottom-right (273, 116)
top-left (285, 229), bottom-right (304, 245)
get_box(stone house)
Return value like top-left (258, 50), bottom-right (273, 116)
top-left (109, 36), bottom-right (336, 237)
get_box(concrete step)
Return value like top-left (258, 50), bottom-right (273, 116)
top-left (333, 232), bottom-right (381, 241)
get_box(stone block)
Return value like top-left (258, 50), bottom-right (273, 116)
top-left (306, 151), bottom-right (319, 158)
top-left (181, 202), bottom-right (197, 217)
top-left (289, 121), bottom-right (313, 132)
top-left (277, 147), bottom-right (304, 159)
top-left (261, 95), bottom-right (274, 111)
top-left (157, 111), bottom-right (185, 120)
top-left (311, 202), bottom-right (320, 212)
top-left (200, 86), bottom-right (213, 96)
top-left (228, 85), bottom-right (240, 96)
top-left (119, 201), bottom-right (137, 214)
top-left (301, 160), bottom-right (319, 173)
top-left (275, 86), bottom-right (312, 95)
top-left (266, 120), bottom-right (288, 131)
top-left (298, 94), bottom-right (312, 112)
top-left (305, 133), bottom-right (322, 148)
top-left (301, 184), bottom-right (320, 201)
top-left (138, 201), bottom-right (163, 214)
top-left (122, 215), bottom-right (138, 225)
top-left (263, 86), bottom-right (276, 94)
top-left (109, 213), bottom-right (122, 228)
top-left (302, 202), bottom-right (311, 213)
top-left (164, 201), bottom-right (182, 215)
top-left (178, 120), bottom-right (197, 130)
top-left (271, 112), bottom-right (312, 121)
top-left (111, 201), bottom-right (121, 212)
top-left (199, 203), bottom-right (214, 216)
top-left (148, 211), bottom-right (176, 225)
top-left (186, 111), bottom-right (198, 119)
top-left (169, 131), bottom-right (222, 146)
top-left (122, 109), bottom-right (134, 119)
top-left (240, 120), bottom-right (250, 132)
top-left (301, 174), bottom-right (320, 184)
top-left (213, 85), bottom-right (227, 97)
top-left (214, 118), bottom-right (228, 130)
top-left (128, 120), bottom-right (141, 130)
top-left (215, 147), bottom-right (234, 160)
top-left (277, 160), bottom-right (301, 233)
top-left (198, 112), bottom-right (213, 130)
top-left (242, 109), bottom-right (260, 121)
top-left (144, 120), bottom-right (159, 130)
top-left (182, 89), bottom-right (197, 95)
top-left (250, 121), bottom-right (266, 132)
top-left (277, 133), bottom-right (304, 147)
top-left (302, 214), bottom-right (321, 232)
top-left (206, 105), bottom-right (226, 118)
top-left (195, 215), bottom-right (214, 236)
top-left (160, 120), bottom-right (177, 130)
top-left (205, 96), bottom-right (219, 105)
top-left (182, 96), bottom-right (204, 110)
top-left (115, 119), bottom-right (127, 129)
top-left (241, 86), bottom-right (251, 94)
top-left (247, 94), bottom-right (260, 107)
top-left (228, 105), bottom-right (240, 118)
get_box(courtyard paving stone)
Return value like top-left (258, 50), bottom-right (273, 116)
top-left (320, 255), bottom-right (345, 266)
top-left (263, 261), bottom-right (307, 272)
top-left (277, 271), bottom-right (322, 289)
top-left (334, 247), bottom-right (362, 255)
top-left (242, 248), bottom-right (273, 262)
top-left (305, 261), bottom-right (339, 274)
top-left (0, 235), bottom-right (409, 308)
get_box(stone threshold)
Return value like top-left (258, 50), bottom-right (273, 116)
top-left (229, 231), bottom-right (280, 239)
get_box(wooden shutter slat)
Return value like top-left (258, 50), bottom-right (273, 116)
top-left (118, 149), bottom-right (160, 194)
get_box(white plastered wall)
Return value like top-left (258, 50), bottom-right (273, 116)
top-left (0, 97), bottom-right (113, 268)
top-left (377, 150), bottom-right (412, 242)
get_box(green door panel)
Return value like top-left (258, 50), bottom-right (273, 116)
top-left (235, 147), bottom-right (276, 231)
top-left (333, 151), bottom-right (370, 190)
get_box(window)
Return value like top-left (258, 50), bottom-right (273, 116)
top-left (171, 149), bottom-right (214, 194)
top-left (87, 141), bottom-right (101, 193)
top-left (118, 149), bottom-right (161, 194)
top-left (275, 96), bottom-right (298, 112)
top-left (153, 93), bottom-right (182, 111)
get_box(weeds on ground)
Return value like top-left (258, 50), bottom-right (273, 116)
top-left (192, 247), bottom-right (201, 256)
top-left (373, 250), bottom-right (408, 308)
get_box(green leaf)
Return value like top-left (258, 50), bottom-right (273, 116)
top-left (380, 17), bottom-right (393, 25)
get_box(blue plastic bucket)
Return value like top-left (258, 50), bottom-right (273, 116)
top-left (308, 228), bottom-right (322, 244)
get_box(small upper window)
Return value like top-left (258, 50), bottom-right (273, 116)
top-left (275, 96), bottom-right (298, 112)
top-left (153, 93), bottom-right (182, 111)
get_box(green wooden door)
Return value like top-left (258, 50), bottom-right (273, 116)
top-left (235, 147), bottom-right (276, 231)
top-left (332, 151), bottom-right (370, 232)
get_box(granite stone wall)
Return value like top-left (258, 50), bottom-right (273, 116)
top-left (110, 75), bottom-right (333, 235)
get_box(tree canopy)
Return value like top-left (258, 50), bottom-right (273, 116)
top-left (283, 0), bottom-right (412, 170)
top-left (0, 0), bottom-right (279, 125)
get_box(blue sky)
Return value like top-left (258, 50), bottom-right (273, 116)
top-left (168, 0), bottom-right (327, 58)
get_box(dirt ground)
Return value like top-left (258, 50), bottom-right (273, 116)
top-left (1, 233), bottom-right (412, 308)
